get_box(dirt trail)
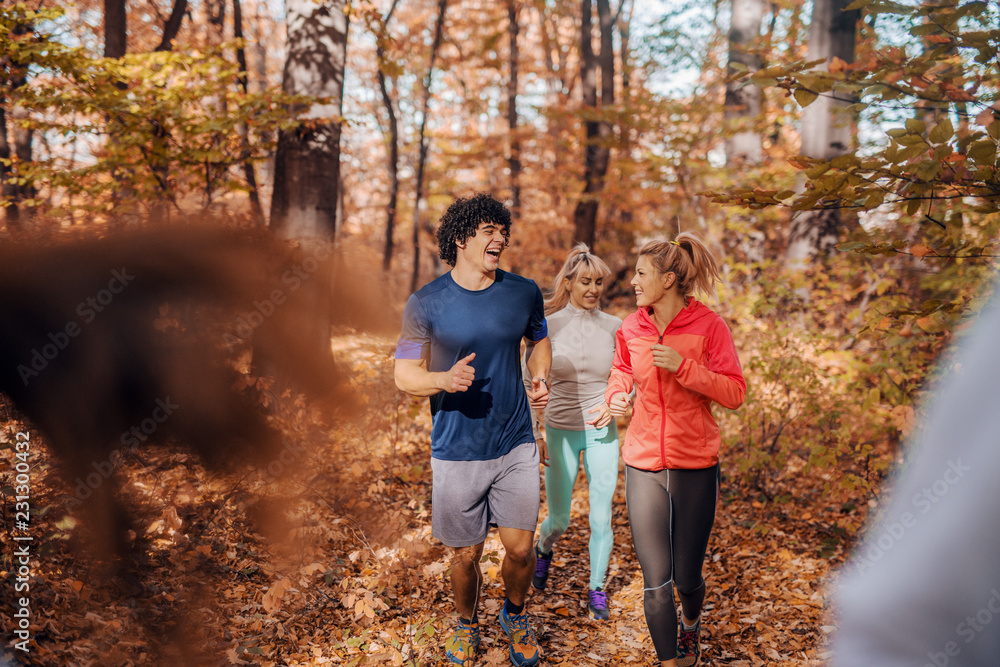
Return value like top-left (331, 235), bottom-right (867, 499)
top-left (0, 335), bottom-right (842, 665)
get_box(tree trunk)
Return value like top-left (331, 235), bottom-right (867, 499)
top-left (104, 0), bottom-right (136, 223)
top-left (799, 0), bottom-right (859, 161)
top-left (156, 0), bottom-right (189, 52)
top-left (270, 0), bottom-right (349, 240)
top-left (725, 0), bottom-right (765, 165)
top-left (506, 0), bottom-right (522, 220)
top-left (146, 0), bottom-right (189, 221)
top-left (615, 0), bottom-right (634, 237)
top-left (409, 0), bottom-right (448, 294)
top-left (617, 0), bottom-right (632, 102)
top-left (3, 19), bottom-right (34, 229)
top-left (598, 0), bottom-right (614, 112)
top-left (536, 3), bottom-right (572, 211)
top-left (251, 1), bottom-right (273, 190)
top-left (233, 0), bottom-right (265, 226)
top-left (0, 105), bottom-right (13, 230)
top-left (378, 0), bottom-right (401, 271)
top-left (785, 0), bottom-right (860, 268)
top-left (104, 0), bottom-right (127, 58)
top-left (572, 0), bottom-right (614, 249)
top-left (261, 0), bottom-right (350, 377)
top-left (207, 0), bottom-right (226, 37)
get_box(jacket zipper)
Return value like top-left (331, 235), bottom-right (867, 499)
top-left (657, 330), bottom-right (667, 468)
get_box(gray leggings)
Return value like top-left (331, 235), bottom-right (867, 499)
top-left (625, 464), bottom-right (720, 661)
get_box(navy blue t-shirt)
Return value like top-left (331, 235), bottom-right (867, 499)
top-left (395, 269), bottom-right (548, 461)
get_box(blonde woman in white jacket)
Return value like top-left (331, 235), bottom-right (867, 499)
top-left (525, 244), bottom-right (622, 621)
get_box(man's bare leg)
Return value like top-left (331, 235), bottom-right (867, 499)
top-left (498, 526), bottom-right (535, 606)
top-left (451, 542), bottom-right (485, 619)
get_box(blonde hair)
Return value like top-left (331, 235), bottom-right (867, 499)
top-left (638, 231), bottom-right (721, 301)
top-left (544, 243), bottom-right (613, 315)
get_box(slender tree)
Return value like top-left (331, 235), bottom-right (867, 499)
top-left (233, 0), bottom-right (265, 225)
top-left (617, 0), bottom-right (632, 102)
top-left (378, 0), bottom-right (401, 271)
top-left (155, 0), bottom-right (189, 52)
top-left (725, 0), bottom-right (765, 164)
top-left (506, 0), bottom-right (521, 220)
top-left (613, 0), bottom-right (634, 238)
top-left (536, 1), bottom-right (573, 213)
top-left (207, 0), bottom-right (227, 40)
top-left (572, 0), bottom-right (614, 248)
top-left (105, 0), bottom-right (127, 59)
top-left (409, 0), bottom-right (448, 294)
top-left (0, 101), bottom-right (9, 225)
top-left (1, 17), bottom-right (32, 229)
top-left (147, 0), bottom-right (190, 221)
top-left (785, 0), bottom-right (861, 268)
top-left (104, 0), bottom-right (135, 222)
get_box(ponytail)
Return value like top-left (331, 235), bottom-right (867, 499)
top-left (544, 243), bottom-right (613, 315)
top-left (638, 231), bottom-right (721, 301)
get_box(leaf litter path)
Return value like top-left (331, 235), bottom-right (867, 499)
top-left (462, 459), bottom-right (839, 667)
top-left (0, 335), bottom-right (844, 665)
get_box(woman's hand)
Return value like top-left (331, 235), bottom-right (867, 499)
top-left (608, 392), bottom-right (632, 417)
top-left (586, 402), bottom-right (613, 428)
top-left (650, 344), bottom-right (683, 373)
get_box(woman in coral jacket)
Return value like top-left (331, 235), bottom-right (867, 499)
top-left (605, 232), bottom-right (745, 667)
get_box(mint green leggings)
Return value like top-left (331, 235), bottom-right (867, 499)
top-left (538, 423), bottom-right (620, 590)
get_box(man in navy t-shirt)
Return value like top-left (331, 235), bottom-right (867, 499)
top-left (395, 193), bottom-right (551, 667)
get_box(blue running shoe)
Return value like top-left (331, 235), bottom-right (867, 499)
top-left (499, 606), bottom-right (540, 666)
top-left (445, 618), bottom-right (480, 665)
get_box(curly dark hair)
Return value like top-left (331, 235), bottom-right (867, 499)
top-left (436, 192), bottom-right (511, 267)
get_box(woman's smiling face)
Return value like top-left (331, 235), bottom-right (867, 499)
top-left (631, 255), bottom-right (668, 308)
top-left (567, 271), bottom-right (605, 310)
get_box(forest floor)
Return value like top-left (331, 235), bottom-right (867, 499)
top-left (0, 334), bottom-right (862, 666)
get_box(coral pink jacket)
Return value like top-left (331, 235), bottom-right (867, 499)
top-left (605, 300), bottom-right (745, 471)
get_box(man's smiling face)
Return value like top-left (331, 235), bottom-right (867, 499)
top-left (459, 221), bottom-right (508, 273)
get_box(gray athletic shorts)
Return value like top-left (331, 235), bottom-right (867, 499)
top-left (431, 441), bottom-right (541, 547)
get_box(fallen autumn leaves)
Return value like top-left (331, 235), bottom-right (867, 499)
top-left (0, 334), bottom-right (855, 665)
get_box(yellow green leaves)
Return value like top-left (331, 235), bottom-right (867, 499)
top-left (928, 118), bottom-right (954, 144)
top-left (1, 6), bottom-right (322, 218)
top-left (835, 241), bottom-right (906, 256)
top-left (914, 159), bottom-right (941, 183)
top-left (967, 140), bottom-right (997, 165)
top-left (698, 0), bottom-right (1000, 222)
top-left (904, 118), bottom-right (926, 135)
top-left (909, 22), bottom-right (945, 38)
top-left (698, 186), bottom-right (797, 210)
top-left (793, 89), bottom-right (819, 108)
top-left (861, 387), bottom-right (880, 413)
top-left (709, 106), bottom-right (998, 216)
